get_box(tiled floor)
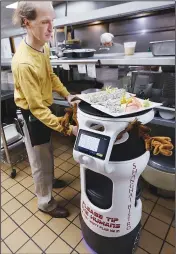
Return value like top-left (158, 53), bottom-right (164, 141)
top-left (1, 133), bottom-right (175, 254)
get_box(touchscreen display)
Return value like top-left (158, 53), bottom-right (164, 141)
top-left (78, 134), bottom-right (100, 152)
top-left (74, 129), bottom-right (110, 160)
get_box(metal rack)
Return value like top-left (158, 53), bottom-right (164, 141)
top-left (1, 119), bottom-right (27, 178)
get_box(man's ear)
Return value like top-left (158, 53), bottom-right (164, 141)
top-left (23, 18), bottom-right (30, 27)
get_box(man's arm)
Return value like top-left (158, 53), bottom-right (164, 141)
top-left (18, 63), bottom-right (73, 135)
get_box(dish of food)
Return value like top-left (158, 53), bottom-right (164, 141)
top-left (78, 87), bottom-right (162, 117)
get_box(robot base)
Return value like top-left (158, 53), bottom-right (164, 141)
top-left (80, 214), bottom-right (141, 254)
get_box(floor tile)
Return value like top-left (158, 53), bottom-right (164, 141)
top-left (166, 227), bottom-right (175, 246)
top-left (1, 217), bottom-right (18, 240)
top-left (59, 173), bottom-right (76, 185)
top-left (23, 166), bottom-right (32, 175)
top-left (35, 210), bottom-right (52, 223)
top-left (59, 144), bottom-right (70, 151)
top-left (59, 153), bottom-right (72, 161)
top-left (14, 171), bottom-right (28, 182)
top-left (139, 229), bottom-right (163, 253)
top-left (8, 183), bottom-right (25, 197)
top-left (76, 239), bottom-right (92, 254)
top-left (71, 251), bottom-right (79, 254)
top-left (47, 217), bottom-right (70, 235)
top-left (59, 162), bottom-right (74, 172)
top-left (151, 204), bottom-right (174, 224)
top-left (66, 148), bottom-right (74, 155)
top-left (3, 198), bottom-right (22, 216)
top-left (54, 157), bottom-right (65, 167)
top-left (144, 216), bottom-right (169, 239)
top-left (68, 166), bottom-right (80, 177)
top-left (16, 189), bottom-right (35, 204)
top-left (1, 191), bottom-right (13, 206)
top-left (20, 176), bottom-right (33, 188)
top-left (28, 184), bottom-right (36, 194)
top-left (142, 187), bottom-right (158, 202)
top-left (67, 157), bottom-right (77, 165)
top-left (11, 206), bottom-right (32, 226)
top-left (60, 223), bottom-right (82, 248)
top-left (69, 178), bottom-right (81, 192)
top-left (53, 148), bottom-right (64, 157)
top-left (1, 241), bottom-right (12, 254)
top-left (25, 197), bottom-right (38, 213)
top-left (21, 215), bottom-right (44, 237)
top-left (54, 168), bottom-right (65, 179)
top-left (1, 209), bottom-right (8, 222)
top-left (1, 177), bottom-right (17, 189)
top-left (65, 203), bottom-right (80, 222)
top-left (135, 247), bottom-right (148, 254)
top-left (1, 163), bottom-right (11, 171)
top-left (71, 193), bottom-right (81, 208)
top-left (54, 194), bottom-right (69, 207)
top-left (1, 171), bottom-right (10, 182)
top-left (157, 197), bottom-right (175, 211)
top-left (4, 228), bottom-right (29, 253)
top-left (161, 242), bottom-right (175, 254)
top-left (142, 198), bottom-right (155, 214)
top-left (45, 237), bottom-right (73, 254)
top-left (141, 212), bottom-right (149, 227)
top-left (73, 215), bottom-right (81, 229)
top-left (18, 240), bottom-right (43, 254)
top-left (1, 186), bottom-right (6, 193)
top-left (16, 161), bottom-right (29, 170)
top-left (32, 226), bottom-right (57, 251)
top-left (59, 186), bottom-right (78, 201)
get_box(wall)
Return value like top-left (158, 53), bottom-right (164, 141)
top-left (73, 9), bottom-right (175, 51)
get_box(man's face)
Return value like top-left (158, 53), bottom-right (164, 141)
top-left (103, 42), bottom-right (113, 47)
top-left (26, 3), bottom-right (56, 44)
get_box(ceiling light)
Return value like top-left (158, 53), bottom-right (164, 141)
top-left (6, 2), bottom-right (18, 9)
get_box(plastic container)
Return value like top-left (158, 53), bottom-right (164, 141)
top-left (124, 42), bottom-right (136, 55)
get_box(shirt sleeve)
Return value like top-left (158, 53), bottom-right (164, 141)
top-left (18, 63), bottom-right (72, 135)
top-left (45, 44), bottom-right (70, 98)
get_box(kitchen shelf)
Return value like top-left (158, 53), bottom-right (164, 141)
top-left (50, 53), bottom-right (175, 66)
top-left (151, 116), bottom-right (175, 128)
top-left (53, 1), bottom-right (174, 27)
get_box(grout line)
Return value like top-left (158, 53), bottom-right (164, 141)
top-left (1, 239), bottom-right (14, 254)
top-left (147, 213), bottom-right (174, 226)
top-left (160, 213), bottom-right (175, 251)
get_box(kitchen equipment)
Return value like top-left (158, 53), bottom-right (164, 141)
top-left (1, 124), bottom-right (22, 148)
top-left (63, 49), bottom-right (96, 58)
top-left (150, 40), bottom-right (175, 56)
top-left (73, 101), bottom-right (154, 254)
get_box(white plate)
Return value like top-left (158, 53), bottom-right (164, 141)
top-left (77, 92), bottom-right (162, 117)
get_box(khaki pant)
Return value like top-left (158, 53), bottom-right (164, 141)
top-left (21, 115), bottom-right (57, 212)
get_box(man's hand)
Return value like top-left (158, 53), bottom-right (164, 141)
top-left (71, 125), bottom-right (78, 136)
top-left (66, 94), bottom-right (81, 106)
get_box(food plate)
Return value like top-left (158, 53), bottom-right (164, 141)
top-left (77, 88), bottom-right (162, 117)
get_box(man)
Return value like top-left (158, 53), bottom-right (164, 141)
top-left (100, 33), bottom-right (124, 52)
top-left (96, 33), bottom-right (124, 88)
top-left (12, 1), bottom-right (78, 218)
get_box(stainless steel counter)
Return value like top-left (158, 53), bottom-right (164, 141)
top-left (50, 52), bottom-right (175, 66)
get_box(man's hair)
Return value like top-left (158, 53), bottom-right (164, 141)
top-left (13, 1), bottom-right (52, 27)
